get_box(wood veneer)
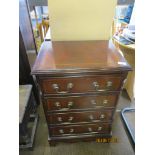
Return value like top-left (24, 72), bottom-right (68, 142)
top-left (32, 40), bottom-right (131, 145)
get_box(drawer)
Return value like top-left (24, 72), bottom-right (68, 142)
top-left (49, 123), bottom-right (111, 136)
top-left (44, 94), bottom-right (118, 111)
top-left (47, 110), bottom-right (113, 124)
top-left (39, 75), bottom-right (123, 94)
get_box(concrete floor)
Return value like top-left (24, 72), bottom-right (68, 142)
top-left (19, 90), bottom-right (135, 155)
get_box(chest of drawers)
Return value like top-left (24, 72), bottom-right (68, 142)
top-left (32, 40), bottom-right (131, 145)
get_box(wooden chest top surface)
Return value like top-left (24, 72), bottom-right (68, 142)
top-left (32, 40), bottom-right (131, 75)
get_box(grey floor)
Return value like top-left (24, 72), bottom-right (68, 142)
top-left (19, 90), bottom-right (135, 155)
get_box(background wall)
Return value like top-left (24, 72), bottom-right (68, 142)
top-left (48, 0), bottom-right (117, 41)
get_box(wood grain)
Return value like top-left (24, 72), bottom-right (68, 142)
top-left (39, 74), bottom-right (124, 94)
top-left (32, 40), bottom-right (131, 75)
top-left (46, 109), bottom-right (113, 125)
top-left (44, 93), bottom-right (119, 111)
top-left (32, 40), bottom-right (131, 144)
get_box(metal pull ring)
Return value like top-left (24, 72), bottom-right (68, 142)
top-left (91, 100), bottom-right (96, 105)
top-left (89, 115), bottom-right (94, 120)
top-left (100, 114), bottom-right (105, 119)
top-left (88, 127), bottom-right (92, 132)
top-left (70, 128), bottom-right (74, 133)
top-left (103, 99), bottom-right (108, 105)
top-left (52, 83), bottom-right (74, 94)
top-left (57, 117), bottom-right (62, 122)
top-left (59, 129), bottom-right (64, 134)
top-left (55, 102), bottom-right (61, 109)
top-left (98, 126), bottom-right (102, 131)
top-left (92, 82), bottom-right (105, 92)
top-left (68, 101), bottom-right (74, 108)
top-left (106, 81), bottom-right (113, 88)
top-left (68, 116), bottom-right (74, 122)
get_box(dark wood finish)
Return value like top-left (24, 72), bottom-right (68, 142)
top-left (32, 40), bottom-right (131, 75)
top-left (47, 109), bottom-right (113, 125)
top-left (39, 74), bottom-right (123, 94)
top-left (49, 123), bottom-right (111, 136)
top-left (44, 93), bottom-right (119, 111)
top-left (32, 40), bottom-right (131, 145)
top-left (48, 131), bottom-right (112, 144)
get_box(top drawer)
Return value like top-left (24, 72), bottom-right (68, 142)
top-left (39, 74), bottom-right (124, 95)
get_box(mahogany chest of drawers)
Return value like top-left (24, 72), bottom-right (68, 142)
top-left (32, 40), bottom-right (131, 145)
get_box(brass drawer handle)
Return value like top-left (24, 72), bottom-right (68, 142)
top-left (98, 126), bottom-right (102, 131)
top-left (68, 101), bottom-right (74, 108)
top-left (55, 102), bottom-right (61, 108)
top-left (59, 129), bottom-right (64, 134)
top-left (103, 99), bottom-right (108, 105)
top-left (91, 99), bottom-right (108, 106)
top-left (67, 83), bottom-right (74, 89)
top-left (92, 82), bottom-right (106, 92)
top-left (68, 116), bottom-right (74, 122)
top-left (106, 81), bottom-right (113, 88)
top-left (70, 128), bottom-right (74, 133)
top-left (52, 84), bottom-right (59, 90)
top-left (88, 127), bottom-right (92, 132)
top-left (91, 100), bottom-right (96, 105)
top-left (100, 114), bottom-right (105, 119)
top-left (52, 83), bottom-right (74, 94)
top-left (89, 115), bottom-right (94, 120)
top-left (57, 117), bottom-right (62, 122)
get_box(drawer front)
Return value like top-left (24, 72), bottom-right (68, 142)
top-left (39, 75), bottom-right (123, 94)
top-left (49, 123), bottom-right (111, 136)
top-left (45, 94), bottom-right (118, 111)
top-left (47, 110), bottom-right (113, 124)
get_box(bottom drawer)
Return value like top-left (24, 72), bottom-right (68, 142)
top-left (49, 123), bottom-right (111, 136)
